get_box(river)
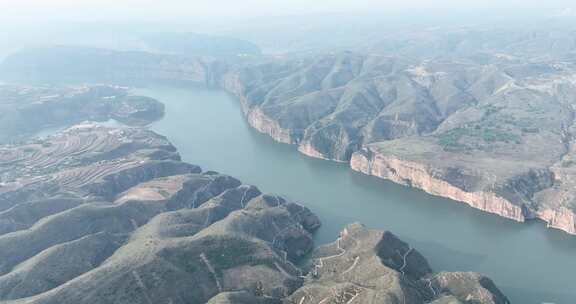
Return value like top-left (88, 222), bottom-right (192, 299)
top-left (135, 85), bottom-right (576, 304)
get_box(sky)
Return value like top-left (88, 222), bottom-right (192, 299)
top-left (1, 0), bottom-right (576, 23)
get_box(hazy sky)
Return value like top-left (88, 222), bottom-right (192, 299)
top-left (1, 0), bottom-right (576, 22)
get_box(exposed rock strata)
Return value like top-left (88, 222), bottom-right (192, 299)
top-left (0, 125), bottom-right (508, 304)
top-left (350, 150), bottom-right (526, 222)
top-left (6, 40), bottom-right (576, 235)
top-left (222, 52), bottom-right (576, 235)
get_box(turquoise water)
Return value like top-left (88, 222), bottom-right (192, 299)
top-left (137, 85), bottom-right (576, 304)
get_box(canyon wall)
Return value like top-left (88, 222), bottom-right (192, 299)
top-left (0, 124), bottom-right (509, 304)
top-left (220, 52), bottom-right (576, 236)
top-left (350, 147), bottom-right (576, 235)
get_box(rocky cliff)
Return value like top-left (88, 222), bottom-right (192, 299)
top-left (222, 51), bottom-right (576, 235)
top-left (0, 125), bottom-right (508, 304)
top-left (5, 34), bottom-right (576, 236)
top-left (350, 150), bottom-right (527, 222)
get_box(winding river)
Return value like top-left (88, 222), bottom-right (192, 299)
top-left (135, 85), bottom-right (576, 304)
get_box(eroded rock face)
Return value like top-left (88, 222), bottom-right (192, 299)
top-left (349, 144), bottom-right (576, 234)
top-left (5, 38), bottom-right (576, 236)
top-left (287, 224), bottom-right (510, 304)
top-left (223, 51), bottom-right (576, 235)
top-left (349, 150), bottom-right (527, 222)
top-left (0, 125), bottom-right (508, 304)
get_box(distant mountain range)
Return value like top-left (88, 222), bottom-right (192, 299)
top-left (5, 25), bottom-right (576, 303)
top-left (3, 26), bottom-right (576, 237)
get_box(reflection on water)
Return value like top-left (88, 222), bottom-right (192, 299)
top-left (136, 85), bottom-right (576, 304)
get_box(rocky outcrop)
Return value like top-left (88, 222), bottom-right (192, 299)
top-left (431, 272), bottom-right (509, 304)
top-left (349, 144), bottom-right (576, 234)
top-left (246, 107), bottom-right (297, 144)
top-left (350, 149), bottom-right (526, 222)
top-left (537, 207), bottom-right (576, 235)
top-left (222, 51), bottom-right (576, 235)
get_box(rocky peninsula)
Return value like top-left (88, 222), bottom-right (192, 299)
top-left (0, 84), bottom-right (164, 143)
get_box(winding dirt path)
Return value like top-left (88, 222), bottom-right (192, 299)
top-left (200, 253), bottom-right (222, 292)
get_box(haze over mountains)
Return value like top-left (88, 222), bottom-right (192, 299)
top-left (1, 8), bottom-right (576, 304)
top-left (5, 23), bottom-right (576, 236)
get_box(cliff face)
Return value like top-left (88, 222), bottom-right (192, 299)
top-left (537, 207), bottom-right (576, 235)
top-left (0, 125), bottom-right (508, 304)
top-left (222, 51), bottom-right (576, 235)
top-left (350, 149), bottom-right (527, 221)
top-left (350, 146), bottom-right (576, 234)
top-left (5, 43), bottom-right (576, 235)
top-left (350, 150), bottom-right (526, 222)
top-left (222, 72), bottom-right (302, 145)
top-left (221, 53), bottom-right (416, 162)
top-left (246, 107), bottom-right (297, 144)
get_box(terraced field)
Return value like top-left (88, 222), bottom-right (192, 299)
top-left (0, 124), bottom-right (316, 302)
top-left (0, 125), bottom-right (508, 304)
top-left (0, 84), bottom-right (164, 144)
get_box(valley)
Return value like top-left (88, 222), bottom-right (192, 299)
top-left (2, 25), bottom-right (576, 303)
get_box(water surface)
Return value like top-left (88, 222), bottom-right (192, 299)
top-left (137, 85), bottom-right (576, 304)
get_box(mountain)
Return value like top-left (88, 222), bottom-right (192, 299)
top-left (0, 124), bottom-right (508, 304)
top-left (5, 26), bottom-right (576, 237)
top-left (0, 84), bottom-right (163, 144)
top-left (223, 51), bottom-right (576, 235)
top-left (0, 47), bottom-right (222, 86)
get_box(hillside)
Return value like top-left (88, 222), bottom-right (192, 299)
top-left (0, 124), bottom-right (508, 304)
top-left (0, 84), bottom-right (164, 143)
top-left (223, 51), bottom-right (576, 235)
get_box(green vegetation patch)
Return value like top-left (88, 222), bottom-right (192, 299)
top-left (203, 237), bottom-right (273, 271)
top-left (437, 126), bottom-right (521, 150)
top-left (158, 189), bottom-right (171, 198)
